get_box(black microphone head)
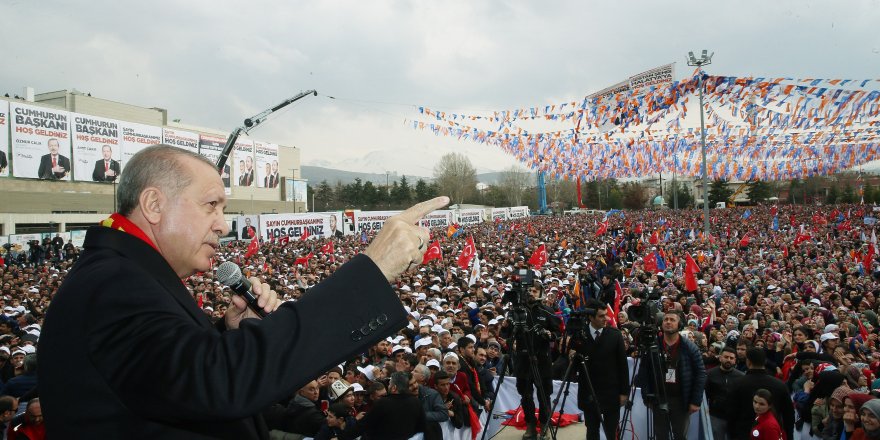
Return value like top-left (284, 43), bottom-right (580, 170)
top-left (216, 262), bottom-right (244, 286)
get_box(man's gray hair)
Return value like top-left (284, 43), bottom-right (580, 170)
top-left (412, 364), bottom-right (430, 379)
top-left (389, 371), bottom-right (411, 394)
top-left (117, 144), bottom-right (215, 216)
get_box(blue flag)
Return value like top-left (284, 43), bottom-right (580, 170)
top-left (360, 230), bottom-right (368, 244)
top-left (742, 209), bottom-right (752, 219)
top-left (771, 215), bottom-right (779, 231)
top-left (655, 251), bottom-right (667, 271)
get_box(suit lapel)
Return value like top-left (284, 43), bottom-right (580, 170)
top-left (84, 227), bottom-right (215, 329)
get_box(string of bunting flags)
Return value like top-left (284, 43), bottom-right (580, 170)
top-left (411, 69), bottom-right (880, 181)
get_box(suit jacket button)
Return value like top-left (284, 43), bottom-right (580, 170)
top-left (360, 324), bottom-right (371, 335)
top-left (350, 331), bottom-right (362, 342)
top-left (369, 319), bottom-right (379, 330)
top-left (377, 314), bottom-right (388, 325)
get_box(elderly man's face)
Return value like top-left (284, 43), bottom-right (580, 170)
top-left (47, 139), bottom-right (59, 154)
top-left (102, 146), bottom-right (112, 160)
top-left (153, 157), bottom-right (229, 278)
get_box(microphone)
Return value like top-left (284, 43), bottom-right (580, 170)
top-left (215, 262), bottom-right (268, 318)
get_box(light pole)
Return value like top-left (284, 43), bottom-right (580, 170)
top-left (688, 49), bottom-right (713, 238)
top-left (290, 168), bottom-right (299, 213)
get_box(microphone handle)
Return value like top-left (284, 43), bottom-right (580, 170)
top-left (229, 277), bottom-right (268, 318)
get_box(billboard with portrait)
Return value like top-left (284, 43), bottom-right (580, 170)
top-left (10, 102), bottom-right (72, 180)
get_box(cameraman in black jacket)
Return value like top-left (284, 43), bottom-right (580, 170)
top-left (500, 279), bottom-right (561, 440)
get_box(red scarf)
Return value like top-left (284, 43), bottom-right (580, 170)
top-left (101, 213), bottom-right (159, 252)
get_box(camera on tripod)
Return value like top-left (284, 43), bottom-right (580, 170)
top-left (502, 268), bottom-right (535, 324)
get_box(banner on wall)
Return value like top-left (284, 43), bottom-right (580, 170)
top-left (236, 215), bottom-right (260, 241)
top-left (419, 210), bottom-right (453, 229)
top-left (0, 101), bottom-right (8, 177)
top-left (70, 230), bottom-right (87, 248)
top-left (317, 211), bottom-right (346, 237)
top-left (199, 133), bottom-right (231, 194)
top-left (232, 139), bottom-right (255, 187)
top-left (259, 213), bottom-right (331, 241)
top-left (71, 113), bottom-right (123, 182)
top-left (509, 206), bottom-right (529, 219)
top-left (254, 141), bottom-right (279, 189)
top-left (354, 211), bottom-right (401, 233)
top-left (491, 208), bottom-right (509, 222)
top-left (162, 128), bottom-right (199, 155)
top-left (10, 102), bottom-right (72, 180)
top-left (284, 180), bottom-right (309, 211)
top-left (120, 121), bottom-right (162, 172)
top-left (458, 209), bottom-right (484, 225)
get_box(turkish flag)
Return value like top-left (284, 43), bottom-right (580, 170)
top-left (244, 234), bottom-right (259, 259)
top-left (739, 232), bottom-right (751, 248)
top-left (864, 244), bottom-right (875, 271)
top-left (320, 241), bottom-right (334, 255)
top-left (770, 205), bottom-right (778, 217)
top-left (793, 233), bottom-right (812, 246)
top-left (422, 240), bottom-right (442, 264)
top-left (634, 223), bottom-right (643, 235)
top-left (294, 252), bottom-right (313, 266)
top-left (528, 244), bottom-right (548, 268)
top-left (643, 252), bottom-right (658, 273)
top-left (300, 228), bottom-right (311, 241)
top-left (684, 253), bottom-right (700, 292)
top-left (649, 230), bottom-right (659, 245)
top-left (457, 236), bottom-right (476, 269)
top-left (595, 221), bottom-right (608, 237)
top-left (606, 280), bottom-right (623, 328)
top-left (278, 235), bottom-right (290, 246)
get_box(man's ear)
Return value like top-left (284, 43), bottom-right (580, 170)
top-left (139, 187), bottom-right (165, 225)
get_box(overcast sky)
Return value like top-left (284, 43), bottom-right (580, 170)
top-left (2, 0), bottom-right (878, 178)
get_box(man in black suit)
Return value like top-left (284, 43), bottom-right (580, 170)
top-left (346, 371), bottom-right (426, 439)
top-left (571, 298), bottom-right (630, 440)
top-left (37, 138), bottom-right (70, 180)
top-left (241, 217), bottom-right (256, 240)
top-left (238, 155), bottom-right (254, 186)
top-left (92, 144), bottom-right (122, 182)
top-left (725, 347), bottom-right (794, 440)
top-left (38, 143), bottom-right (448, 438)
top-left (267, 160), bottom-right (280, 188)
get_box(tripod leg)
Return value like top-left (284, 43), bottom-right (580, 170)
top-left (479, 353), bottom-right (514, 440)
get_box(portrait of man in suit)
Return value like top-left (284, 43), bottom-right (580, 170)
top-left (240, 217), bottom-right (256, 240)
top-left (268, 160), bottom-right (280, 188)
top-left (0, 149), bottom-right (7, 174)
top-left (92, 145), bottom-right (122, 182)
top-left (37, 138), bottom-right (70, 180)
top-left (238, 157), bottom-right (254, 186)
top-left (262, 162), bottom-right (272, 188)
top-left (220, 164), bottom-right (231, 187)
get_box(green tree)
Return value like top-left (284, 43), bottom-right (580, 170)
top-left (621, 182), bottom-right (648, 209)
top-left (498, 166), bottom-right (532, 206)
top-left (708, 179), bottom-right (734, 207)
top-left (747, 180), bottom-right (773, 204)
top-left (392, 176), bottom-right (412, 206)
top-left (361, 181), bottom-right (381, 208)
top-left (826, 185), bottom-right (839, 204)
top-left (842, 183), bottom-right (856, 204)
top-left (665, 180), bottom-right (693, 209)
top-left (414, 179), bottom-right (432, 202)
top-left (433, 153), bottom-right (478, 204)
top-left (341, 178), bottom-right (364, 207)
top-left (314, 180), bottom-right (334, 212)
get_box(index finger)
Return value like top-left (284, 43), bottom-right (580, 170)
top-left (396, 196), bottom-right (450, 224)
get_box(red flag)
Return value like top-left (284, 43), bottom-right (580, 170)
top-left (635, 223), bottom-right (643, 235)
top-left (649, 230), bottom-right (659, 245)
top-left (244, 234), bottom-right (259, 259)
top-left (684, 253), bottom-right (700, 292)
top-left (421, 240), bottom-right (442, 264)
top-left (864, 244), bottom-right (875, 271)
top-left (606, 280), bottom-right (623, 328)
top-left (320, 241), bottom-right (334, 255)
top-left (457, 236), bottom-right (476, 269)
top-left (278, 235), bottom-right (290, 246)
top-left (793, 232), bottom-right (812, 246)
top-left (739, 232), bottom-right (751, 248)
top-left (859, 317), bottom-right (870, 342)
top-left (782, 246), bottom-right (789, 258)
top-left (300, 228), bottom-right (311, 241)
top-left (770, 205), bottom-right (778, 217)
top-left (643, 252), bottom-right (658, 273)
top-left (528, 244), bottom-right (548, 268)
top-left (294, 252), bottom-right (313, 266)
top-left (595, 221), bottom-right (608, 237)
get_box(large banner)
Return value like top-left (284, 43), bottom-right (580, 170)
top-left (233, 139), bottom-right (255, 187)
top-left (509, 206), bottom-right (529, 219)
top-left (419, 210), bottom-right (453, 229)
top-left (199, 133), bottom-right (231, 193)
top-left (10, 102), bottom-right (72, 180)
top-left (162, 128), bottom-right (199, 155)
top-left (254, 141), bottom-right (279, 189)
top-left (259, 213), bottom-right (331, 241)
top-left (355, 211), bottom-right (401, 233)
top-left (317, 211), bottom-right (346, 237)
top-left (0, 101), bottom-right (8, 177)
top-left (71, 113), bottom-right (123, 182)
top-left (236, 215), bottom-right (260, 241)
top-left (120, 121), bottom-right (162, 171)
top-left (285, 180), bottom-right (309, 211)
top-left (458, 209), bottom-right (484, 226)
top-left (587, 63), bottom-right (674, 100)
top-left (491, 208), bottom-right (509, 222)
top-left (70, 230), bottom-right (87, 248)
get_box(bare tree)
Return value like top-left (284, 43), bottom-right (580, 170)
top-left (433, 153), bottom-right (477, 204)
top-left (498, 166), bottom-right (532, 206)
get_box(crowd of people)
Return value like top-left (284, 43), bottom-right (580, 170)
top-left (7, 200), bottom-right (880, 439)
